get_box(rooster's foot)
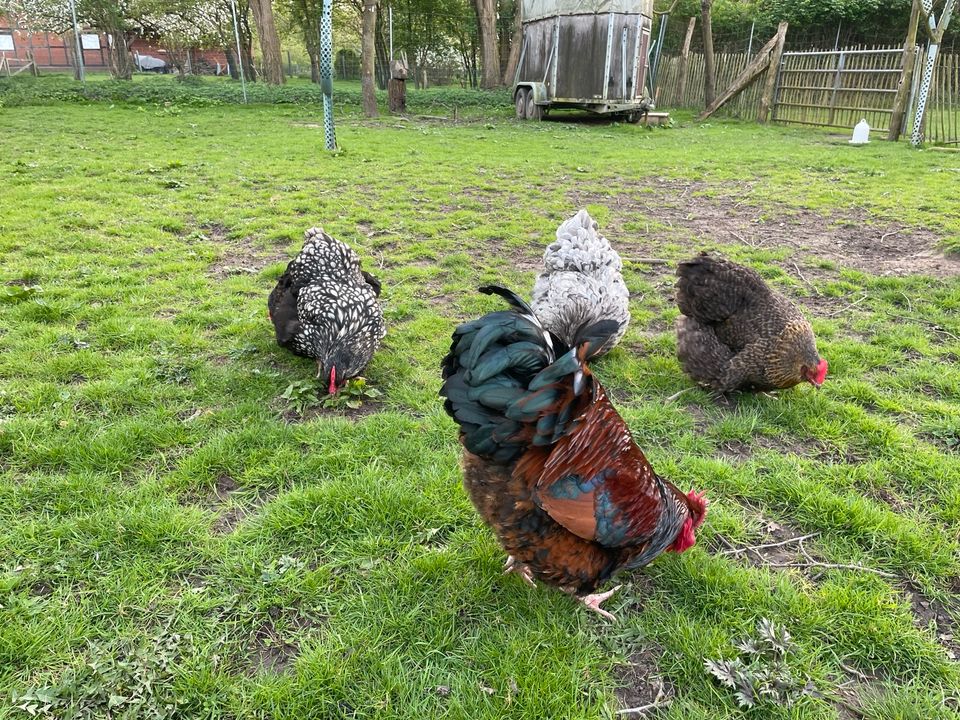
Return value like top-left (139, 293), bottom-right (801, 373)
top-left (576, 585), bottom-right (622, 621)
top-left (503, 555), bottom-right (536, 587)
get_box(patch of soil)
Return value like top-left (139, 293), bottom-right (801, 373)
top-left (281, 398), bottom-right (384, 424)
top-left (204, 474), bottom-right (274, 535)
top-left (613, 642), bottom-right (674, 715)
top-left (571, 178), bottom-right (960, 279)
top-left (905, 581), bottom-right (960, 662)
top-left (246, 605), bottom-right (324, 675)
top-left (199, 223), bottom-right (289, 279)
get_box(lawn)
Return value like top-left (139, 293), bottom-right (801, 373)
top-left (1, 88), bottom-right (960, 719)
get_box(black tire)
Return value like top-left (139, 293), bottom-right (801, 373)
top-left (525, 92), bottom-right (543, 121)
top-left (515, 88), bottom-right (530, 120)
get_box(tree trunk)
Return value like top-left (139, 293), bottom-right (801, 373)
top-left (309, 49), bottom-right (320, 83)
top-left (249, 0), bottom-right (285, 84)
top-left (501, 2), bottom-right (523, 86)
top-left (361, 0), bottom-right (379, 117)
top-left (700, 0), bottom-right (716, 107)
top-left (65, 30), bottom-right (83, 81)
top-left (374, 8), bottom-right (389, 90)
top-left (474, 0), bottom-right (500, 88)
top-left (108, 31), bottom-right (134, 80)
top-left (677, 17), bottom-right (696, 105)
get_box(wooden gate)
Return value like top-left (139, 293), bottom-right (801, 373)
top-left (772, 47), bottom-right (905, 134)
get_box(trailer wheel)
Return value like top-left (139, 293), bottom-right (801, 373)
top-left (515, 88), bottom-right (530, 120)
top-left (625, 112), bottom-right (642, 124)
top-left (525, 93), bottom-right (543, 121)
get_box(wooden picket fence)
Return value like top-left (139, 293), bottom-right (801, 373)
top-left (922, 52), bottom-right (960, 145)
top-left (654, 44), bottom-right (960, 144)
top-left (771, 46), bottom-right (904, 134)
top-left (655, 50), bottom-right (764, 118)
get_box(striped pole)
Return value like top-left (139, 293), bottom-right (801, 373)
top-left (320, 0), bottom-right (337, 150)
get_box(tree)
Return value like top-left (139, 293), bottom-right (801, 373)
top-left (361, 0), bottom-right (378, 115)
top-left (285, 0), bottom-right (322, 82)
top-left (501, 0), bottom-right (521, 86)
top-left (473, 0), bottom-right (498, 87)
top-left (700, 0), bottom-right (716, 106)
top-left (249, 0), bottom-right (285, 83)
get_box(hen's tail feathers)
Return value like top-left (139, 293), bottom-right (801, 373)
top-left (675, 252), bottom-right (769, 323)
top-left (361, 270), bottom-right (383, 297)
top-left (441, 288), bottom-right (619, 463)
top-left (479, 285), bottom-right (537, 316)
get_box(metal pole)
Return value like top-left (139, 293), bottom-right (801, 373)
top-left (746, 20), bottom-right (755, 58)
top-left (834, 21), bottom-right (841, 51)
top-left (68, 0), bottom-right (85, 86)
top-left (389, 6), bottom-right (393, 64)
top-left (652, 13), bottom-right (667, 86)
top-left (320, 0), bottom-right (337, 150)
top-left (229, 0), bottom-right (248, 103)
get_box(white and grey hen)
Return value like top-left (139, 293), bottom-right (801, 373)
top-left (268, 227), bottom-right (385, 393)
top-left (530, 209), bottom-right (630, 356)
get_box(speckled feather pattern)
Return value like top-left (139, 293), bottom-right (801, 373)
top-left (531, 210), bottom-right (630, 356)
top-left (268, 228), bottom-right (385, 380)
top-left (441, 288), bottom-right (691, 595)
top-left (675, 253), bottom-right (821, 392)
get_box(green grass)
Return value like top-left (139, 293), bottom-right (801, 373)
top-left (1, 92), bottom-right (959, 719)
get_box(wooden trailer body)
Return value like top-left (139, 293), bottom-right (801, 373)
top-left (514, 0), bottom-right (655, 121)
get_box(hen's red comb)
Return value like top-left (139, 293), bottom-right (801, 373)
top-left (686, 489), bottom-right (708, 528)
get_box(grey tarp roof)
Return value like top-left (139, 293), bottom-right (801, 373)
top-left (522, 0), bottom-right (653, 21)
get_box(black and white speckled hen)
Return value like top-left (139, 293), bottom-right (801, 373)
top-left (440, 286), bottom-right (707, 620)
top-left (268, 227), bottom-right (385, 393)
top-left (675, 253), bottom-right (827, 393)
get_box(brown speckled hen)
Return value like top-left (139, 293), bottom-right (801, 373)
top-left (440, 286), bottom-right (707, 620)
top-left (675, 253), bottom-right (827, 393)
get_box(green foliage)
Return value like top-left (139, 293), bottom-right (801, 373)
top-left (706, 619), bottom-right (819, 709)
top-left (11, 633), bottom-right (189, 719)
top-left (280, 378), bottom-right (323, 414)
top-left (0, 75), bottom-right (512, 110)
top-left (322, 377), bottom-right (383, 410)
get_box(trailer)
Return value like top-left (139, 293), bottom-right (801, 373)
top-left (513, 0), bottom-right (656, 122)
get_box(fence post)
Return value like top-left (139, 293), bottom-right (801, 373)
top-left (889, 0), bottom-right (923, 140)
top-left (757, 22), bottom-right (788, 122)
top-left (678, 17), bottom-right (696, 105)
top-left (827, 50), bottom-right (845, 126)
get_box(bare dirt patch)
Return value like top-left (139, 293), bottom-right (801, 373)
top-left (613, 642), bottom-right (674, 716)
top-left (905, 581), bottom-right (960, 662)
top-left (281, 398), bottom-right (385, 424)
top-left (571, 178), bottom-right (959, 279)
top-left (245, 605), bottom-right (325, 675)
top-left (200, 224), bottom-right (289, 279)
top-left (202, 473), bottom-right (274, 535)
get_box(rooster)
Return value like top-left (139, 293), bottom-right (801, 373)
top-left (268, 227), bottom-right (385, 393)
top-left (675, 253), bottom-right (828, 393)
top-left (530, 210), bottom-right (629, 358)
top-left (440, 286), bottom-right (707, 619)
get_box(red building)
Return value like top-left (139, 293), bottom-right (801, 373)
top-left (0, 14), bottom-right (226, 74)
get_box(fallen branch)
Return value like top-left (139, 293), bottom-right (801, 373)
top-left (792, 262), bottom-right (820, 296)
top-left (879, 229), bottom-right (901, 243)
top-left (764, 561), bottom-right (899, 579)
top-left (616, 696), bottom-right (672, 715)
top-left (824, 295), bottom-right (867, 317)
top-left (719, 532), bottom-right (820, 556)
top-left (664, 388), bottom-right (692, 403)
